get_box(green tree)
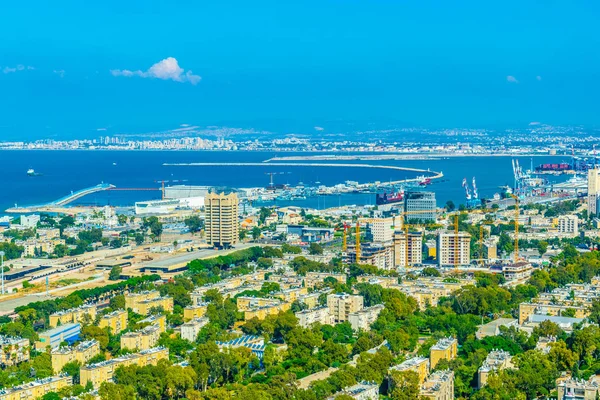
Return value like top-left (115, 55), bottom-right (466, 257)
top-left (184, 216), bottom-right (203, 233)
top-left (117, 215), bottom-right (128, 225)
top-left (309, 242), bottom-right (324, 255)
top-left (251, 227), bottom-right (262, 240)
top-left (445, 200), bottom-right (456, 211)
top-left (537, 241), bottom-right (549, 257)
top-left (61, 361), bottom-right (81, 384)
top-left (109, 295), bottom-right (126, 310)
top-left (109, 265), bottom-right (122, 281)
top-left (388, 370), bottom-right (419, 400)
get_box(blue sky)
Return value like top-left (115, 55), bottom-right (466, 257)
top-left (1, 1), bottom-right (599, 139)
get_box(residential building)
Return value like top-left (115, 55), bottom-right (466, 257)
top-left (138, 314), bottom-right (166, 333)
top-left (51, 340), bottom-right (100, 373)
top-left (237, 296), bottom-right (281, 312)
top-left (327, 294), bottom-right (364, 323)
top-left (120, 324), bottom-right (161, 351)
top-left (297, 306), bottom-right (331, 328)
top-left (558, 215), bottom-right (579, 235)
top-left (0, 336), bottom-right (29, 367)
top-left (304, 272), bottom-right (346, 288)
top-left (135, 296), bottom-right (174, 315)
top-left (519, 302), bottom-right (589, 324)
top-left (588, 167), bottom-right (600, 217)
top-left (183, 304), bottom-right (208, 321)
top-left (125, 291), bottom-right (160, 310)
top-left (420, 370), bottom-right (455, 400)
top-left (557, 376), bottom-right (600, 400)
top-left (348, 304), bottom-right (384, 331)
top-left (502, 262), bottom-right (533, 282)
top-left (181, 318), bottom-right (209, 342)
top-left (367, 217), bottom-right (401, 243)
top-left (478, 350), bottom-right (513, 388)
top-left (35, 324), bottom-right (81, 350)
top-left (424, 240), bottom-right (437, 258)
top-left (327, 382), bottom-right (379, 400)
top-left (99, 310), bottom-right (128, 334)
top-left (49, 304), bottom-right (97, 327)
top-left (244, 301), bottom-right (291, 320)
top-left (394, 231), bottom-right (424, 267)
top-left (205, 192), bottom-right (239, 248)
top-left (344, 243), bottom-right (394, 270)
top-left (437, 232), bottom-right (471, 267)
top-left (535, 336), bottom-right (557, 354)
top-left (0, 374), bottom-right (72, 400)
top-left (80, 347), bottom-right (169, 388)
top-left (390, 356), bottom-right (430, 384)
top-left (430, 337), bottom-right (458, 369)
top-left (404, 191), bottom-right (437, 222)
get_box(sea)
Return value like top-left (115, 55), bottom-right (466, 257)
top-left (0, 150), bottom-right (574, 214)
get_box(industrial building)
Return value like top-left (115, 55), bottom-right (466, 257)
top-left (205, 192), bottom-right (239, 248)
top-left (35, 323), bottom-right (81, 350)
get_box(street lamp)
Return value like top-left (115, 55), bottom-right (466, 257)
top-left (0, 251), bottom-right (4, 295)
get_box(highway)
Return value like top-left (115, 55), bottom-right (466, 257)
top-left (6, 183), bottom-right (115, 213)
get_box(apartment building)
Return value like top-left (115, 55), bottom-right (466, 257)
top-left (404, 191), bottom-right (437, 222)
top-left (519, 302), bottom-right (589, 324)
top-left (304, 272), bottom-right (346, 288)
top-left (430, 337), bottom-right (458, 369)
top-left (244, 301), bottom-right (291, 320)
top-left (327, 382), bottom-right (379, 400)
top-left (125, 291), bottom-right (160, 310)
top-left (420, 370), bottom-right (455, 400)
top-left (274, 287), bottom-right (308, 303)
top-left (502, 262), bottom-right (533, 282)
top-left (183, 304), bottom-right (208, 321)
top-left (437, 232), bottom-right (471, 267)
top-left (557, 376), bottom-right (600, 400)
top-left (367, 217), bottom-right (401, 243)
top-left (558, 215), bottom-right (579, 235)
top-left (348, 304), bottom-right (384, 331)
top-left (181, 318), bottom-right (209, 342)
top-left (80, 347), bottom-right (169, 388)
top-left (296, 306), bottom-right (331, 328)
top-left (0, 375), bottom-right (72, 400)
top-left (478, 350), bottom-right (513, 388)
top-left (51, 340), bottom-right (100, 373)
top-left (138, 314), bottom-right (166, 333)
top-left (0, 336), bottom-right (29, 367)
top-left (237, 296), bottom-right (281, 312)
top-left (205, 192), bottom-right (239, 249)
top-left (390, 356), bottom-right (430, 384)
top-left (49, 304), bottom-right (97, 328)
top-left (135, 297), bottom-right (173, 315)
top-left (120, 324), bottom-right (161, 351)
top-left (344, 244), bottom-right (395, 270)
top-left (327, 294), bottom-right (364, 323)
top-left (394, 231), bottom-right (424, 267)
top-left (99, 310), bottom-right (128, 334)
top-left (588, 167), bottom-right (600, 217)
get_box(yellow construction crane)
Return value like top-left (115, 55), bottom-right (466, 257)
top-left (508, 193), bottom-right (520, 263)
top-left (355, 211), bottom-right (440, 268)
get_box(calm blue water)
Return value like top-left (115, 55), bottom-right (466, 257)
top-left (0, 150), bottom-right (571, 213)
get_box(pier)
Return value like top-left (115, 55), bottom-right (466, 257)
top-left (163, 162), bottom-right (444, 186)
top-left (6, 183), bottom-right (115, 213)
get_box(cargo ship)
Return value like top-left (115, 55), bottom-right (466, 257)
top-left (535, 163), bottom-right (571, 173)
top-left (376, 190), bottom-right (404, 205)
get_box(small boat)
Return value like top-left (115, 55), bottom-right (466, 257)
top-left (112, 162), bottom-right (117, 166)
top-left (26, 168), bottom-right (41, 176)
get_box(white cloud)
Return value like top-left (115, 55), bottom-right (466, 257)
top-left (2, 65), bottom-right (34, 74)
top-left (314, 126), bottom-right (325, 131)
top-left (536, 75), bottom-right (542, 81)
top-left (111, 57), bottom-right (201, 85)
top-left (506, 75), bottom-right (519, 83)
top-left (53, 69), bottom-right (66, 78)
